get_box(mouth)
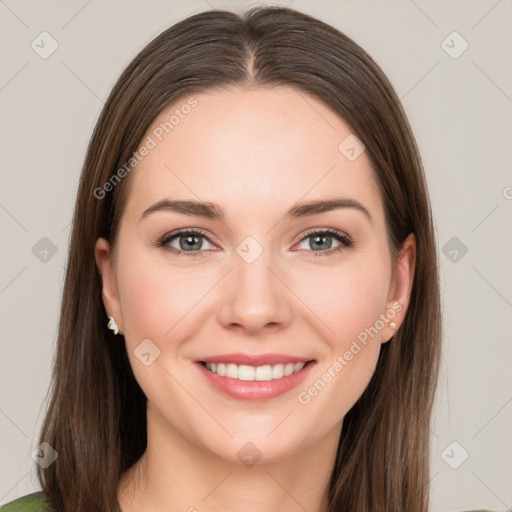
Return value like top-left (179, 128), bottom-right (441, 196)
top-left (194, 358), bottom-right (317, 401)
top-left (198, 360), bottom-right (315, 382)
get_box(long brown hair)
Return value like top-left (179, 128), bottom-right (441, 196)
top-left (36, 6), bottom-right (441, 511)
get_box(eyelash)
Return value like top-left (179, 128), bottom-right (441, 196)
top-left (157, 227), bottom-right (353, 259)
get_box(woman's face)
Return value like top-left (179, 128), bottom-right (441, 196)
top-left (96, 86), bottom-right (415, 464)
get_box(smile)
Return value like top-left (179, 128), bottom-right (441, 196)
top-left (195, 360), bottom-right (316, 401)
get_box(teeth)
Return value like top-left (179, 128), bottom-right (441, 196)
top-left (284, 363), bottom-right (295, 376)
top-left (225, 363), bottom-right (238, 379)
top-left (204, 361), bottom-right (307, 381)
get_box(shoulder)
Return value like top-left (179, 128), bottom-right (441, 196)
top-left (0, 492), bottom-right (51, 511)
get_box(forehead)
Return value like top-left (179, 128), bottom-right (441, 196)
top-left (123, 86), bottom-right (383, 222)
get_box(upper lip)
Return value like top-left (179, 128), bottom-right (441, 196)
top-left (194, 353), bottom-right (315, 366)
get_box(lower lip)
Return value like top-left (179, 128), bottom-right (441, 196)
top-left (195, 361), bottom-right (316, 401)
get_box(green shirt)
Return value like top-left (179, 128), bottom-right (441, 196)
top-left (0, 492), bottom-right (121, 511)
top-left (1, 493), bottom-right (50, 511)
top-left (0, 491), bottom-right (505, 511)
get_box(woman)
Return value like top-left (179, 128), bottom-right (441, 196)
top-left (1, 5), bottom-right (498, 512)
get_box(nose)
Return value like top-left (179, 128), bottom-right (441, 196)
top-left (217, 245), bottom-right (294, 336)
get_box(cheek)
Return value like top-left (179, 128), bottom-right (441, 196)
top-left (118, 255), bottom-right (212, 343)
top-left (293, 269), bottom-right (388, 418)
top-left (302, 257), bottom-right (391, 345)
top-left (296, 252), bottom-right (390, 397)
top-left (116, 254), bottom-right (215, 405)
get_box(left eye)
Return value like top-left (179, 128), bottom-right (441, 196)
top-left (295, 229), bottom-right (352, 256)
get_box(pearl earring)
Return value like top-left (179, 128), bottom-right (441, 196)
top-left (390, 322), bottom-right (397, 329)
top-left (107, 315), bottom-right (119, 335)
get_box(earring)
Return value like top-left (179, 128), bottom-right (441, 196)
top-left (107, 315), bottom-right (119, 335)
top-left (390, 322), bottom-right (397, 329)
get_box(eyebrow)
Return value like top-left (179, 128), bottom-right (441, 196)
top-left (139, 197), bottom-right (372, 223)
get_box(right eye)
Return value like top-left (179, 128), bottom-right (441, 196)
top-left (158, 228), bottom-right (217, 258)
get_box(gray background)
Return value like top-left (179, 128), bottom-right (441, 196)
top-left (0, 1), bottom-right (511, 511)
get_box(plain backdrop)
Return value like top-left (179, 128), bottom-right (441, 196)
top-left (0, 1), bottom-right (511, 511)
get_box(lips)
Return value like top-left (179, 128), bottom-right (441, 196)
top-left (193, 353), bottom-right (317, 401)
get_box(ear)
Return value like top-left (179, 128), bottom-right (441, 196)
top-left (381, 232), bottom-right (416, 343)
top-left (95, 237), bottom-right (124, 335)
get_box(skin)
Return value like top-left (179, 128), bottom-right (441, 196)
top-left (95, 86), bottom-right (416, 512)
